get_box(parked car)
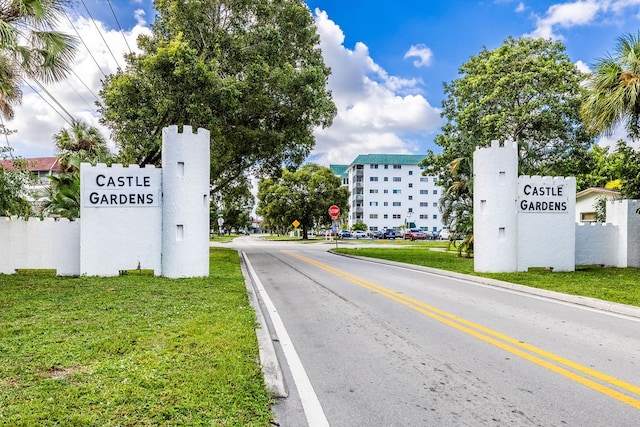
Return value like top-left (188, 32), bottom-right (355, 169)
top-left (340, 230), bottom-right (352, 238)
top-left (403, 228), bottom-right (426, 240)
top-left (353, 230), bottom-right (367, 239)
top-left (382, 229), bottom-right (397, 239)
top-left (438, 228), bottom-right (450, 240)
top-left (370, 230), bottom-right (383, 239)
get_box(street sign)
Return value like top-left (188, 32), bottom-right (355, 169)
top-left (292, 220), bottom-right (300, 228)
top-left (328, 205), bottom-right (340, 218)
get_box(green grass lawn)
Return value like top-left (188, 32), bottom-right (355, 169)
top-left (0, 248), bottom-right (273, 426)
top-left (334, 246), bottom-right (640, 307)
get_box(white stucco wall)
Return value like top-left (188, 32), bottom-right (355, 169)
top-left (161, 126), bottom-right (211, 278)
top-left (575, 223), bottom-right (618, 266)
top-left (0, 217), bottom-right (80, 275)
top-left (607, 200), bottom-right (640, 267)
top-left (516, 176), bottom-right (576, 272)
top-left (80, 163), bottom-right (163, 276)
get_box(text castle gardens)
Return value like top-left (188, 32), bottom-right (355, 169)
top-left (83, 167), bottom-right (161, 208)
top-left (518, 182), bottom-right (568, 213)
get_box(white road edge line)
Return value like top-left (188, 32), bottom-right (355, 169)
top-left (241, 252), bottom-right (330, 427)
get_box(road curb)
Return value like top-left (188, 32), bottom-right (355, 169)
top-left (331, 250), bottom-right (640, 320)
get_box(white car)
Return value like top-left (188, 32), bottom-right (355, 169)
top-left (352, 230), bottom-right (368, 239)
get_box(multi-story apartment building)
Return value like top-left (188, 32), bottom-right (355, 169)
top-left (330, 154), bottom-right (445, 234)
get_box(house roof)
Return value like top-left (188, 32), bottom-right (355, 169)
top-left (349, 154), bottom-right (426, 167)
top-left (0, 157), bottom-right (61, 172)
top-left (576, 187), bottom-right (620, 200)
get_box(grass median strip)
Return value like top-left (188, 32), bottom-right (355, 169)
top-left (0, 248), bottom-right (273, 426)
top-left (333, 246), bottom-right (640, 307)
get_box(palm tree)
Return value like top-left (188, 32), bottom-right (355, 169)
top-left (42, 172), bottom-right (79, 219)
top-left (581, 32), bottom-right (640, 140)
top-left (53, 119), bottom-right (111, 171)
top-left (441, 156), bottom-right (474, 257)
top-left (0, 0), bottom-right (77, 119)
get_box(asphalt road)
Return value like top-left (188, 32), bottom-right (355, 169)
top-left (230, 236), bottom-right (640, 426)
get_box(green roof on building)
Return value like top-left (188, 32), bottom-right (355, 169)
top-left (349, 154), bottom-right (426, 167)
top-left (329, 164), bottom-right (349, 178)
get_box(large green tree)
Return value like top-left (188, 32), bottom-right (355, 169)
top-left (581, 32), bottom-right (640, 141)
top-left (256, 164), bottom-right (349, 239)
top-left (423, 37), bottom-right (593, 243)
top-left (99, 0), bottom-right (336, 195)
top-left (0, 0), bottom-right (77, 119)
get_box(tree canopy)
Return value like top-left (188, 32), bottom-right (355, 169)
top-left (423, 37), bottom-right (594, 243)
top-left (99, 0), bottom-right (336, 195)
top-left (0, 154), bottom-right (34, 217)
top-left (256, 164), bottom-right (349, 239)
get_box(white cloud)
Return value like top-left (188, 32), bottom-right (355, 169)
top-left (404, 44), bottom-right (434, 68)
top-left (5, 12), bottom-right (151, 157)
top-left (526, 0), bottom-right (601, 40)
top-left (310, 9), bottom-right (441, 166)
top-left (575, 59), bottom-right (591, 73)
top-left (515, 2), bottom-right (526, 13)
top-left (524, 0), bottom-right (640, 40)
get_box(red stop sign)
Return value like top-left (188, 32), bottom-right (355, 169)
top-left (328, 205), bottom-right (340, 218)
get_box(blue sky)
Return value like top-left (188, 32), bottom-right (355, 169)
top-left (6, 1), bottom-right (640, 165)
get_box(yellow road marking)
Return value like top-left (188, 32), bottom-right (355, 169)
top-left (283, 250), bottom-right (640, 410)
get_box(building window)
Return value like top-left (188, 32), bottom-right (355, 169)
top-left (433, 189), bottom-right (438, 195)
top-left (384, 165), bottom-right (388, 169)
top-left (408, 208), bottom-right (413, 213)
top-left (408, 170), bottom-right (413, 175)
top-left (433, 202), bottom-right (438, 207)
top-left (383, 189), bottom-right (389, 194)
top-left (370, 176), bottom-right (378, 182)
top-left (393, 177), bottom-right (401, 182)
top-left (420, 177), bottom-right (428, 182)
top-left (393, 165), bottom-right (402, 169)
top-left (370, 189), bottom-right (378, 194)
top-left (408, 183), bottom-right (413, 188)
top-left (369, 201), bottom-right (378, 206)
top-left (370, 164), bottom-right (378, 169)
top-left (393, 202), bottom-right (401, 206)
top-left (383, 214), bottom-right (388, 219)
top-left (393, 214), bottom-right (401, 219)
top-left (433, 214), bottom-right (438, 219)
top-left (383, 177), bottom-right (389, 182)
top-left (369, 214), bottom-right (378, 219)
top-left (420, 214), bottom-right (428, 219)
top-left (433, 177), bottom-right (437, 182)
top-left (420, 190), bottom-right (428, 195)
top-left (408, 195), bottom-right (413, 200)
top-left (420, 202), bottom-right (429, 207)
top-left (392, 189), bottom-right (401, 194)
top-left (383, 202), bottom-right (388, 206)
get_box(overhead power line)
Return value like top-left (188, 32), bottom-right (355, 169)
top-left (106, 0), bottom-right (134, 56)
top-left (79, 0), bottom-right (124, 70)
top-left (64, 10), bottom-right (109, 78)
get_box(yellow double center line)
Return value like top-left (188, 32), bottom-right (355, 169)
top-left (284, 250), bottom-right (640, 410)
